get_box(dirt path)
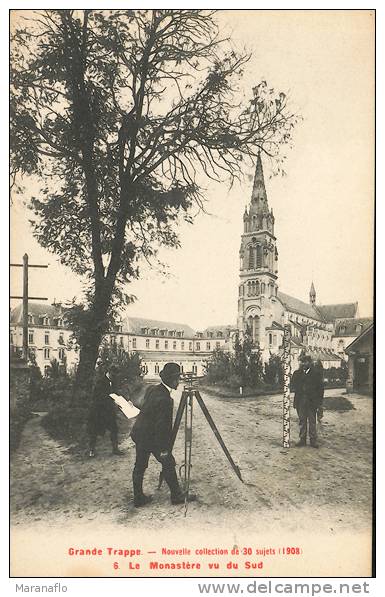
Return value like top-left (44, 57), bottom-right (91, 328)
top-left (11, 389), bottom-right (372, 536)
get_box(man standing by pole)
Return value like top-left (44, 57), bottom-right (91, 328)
top-left (291, 353), bottom-right (324, 448)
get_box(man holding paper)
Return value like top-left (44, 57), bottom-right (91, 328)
top-left (87, 364), bottom-right (124, 457)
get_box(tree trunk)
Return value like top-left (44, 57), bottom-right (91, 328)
top-left (73, 279), bottom-right (116, 400)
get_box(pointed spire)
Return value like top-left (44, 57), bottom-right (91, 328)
top-left (252, 152), bottom-right (267, 197)
top-left (310, 281), bottom-right (316, 305)
top-left (250, 152), bottom-right (268, 215)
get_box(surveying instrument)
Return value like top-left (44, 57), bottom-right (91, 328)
top-left (158, 373), bottom-right (244, 515)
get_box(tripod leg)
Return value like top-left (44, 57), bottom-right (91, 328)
top-left (195, 391), bottom-right (244, 483)
top-left (158, 391), bottom-right (187, 489)
top-left (184, 391), bottom-right (193, 517)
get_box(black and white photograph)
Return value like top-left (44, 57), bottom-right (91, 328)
top-left (9, 8), bottom-right (374, 579)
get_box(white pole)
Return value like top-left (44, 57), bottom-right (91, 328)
top-left (282, 324), bottom-right (291, 448)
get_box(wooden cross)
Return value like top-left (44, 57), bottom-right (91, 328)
top-left (10, 253), bottom-right (48, 360)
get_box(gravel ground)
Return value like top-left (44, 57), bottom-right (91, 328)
top-left (10, 388), bottom-right (373, 577)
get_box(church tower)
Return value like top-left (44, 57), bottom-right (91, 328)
top-left (309, 281), bottom-right (316, 305)
top-left (237, 153), bottom-right (279, 348)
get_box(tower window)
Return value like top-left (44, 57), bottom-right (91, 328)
top-left (256, 245), bottom-right (262, 268)
top-left (248, 246), bottom-right (255, 269)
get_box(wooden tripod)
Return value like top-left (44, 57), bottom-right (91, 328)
top-left (158, 376), bottom-right (244, 515)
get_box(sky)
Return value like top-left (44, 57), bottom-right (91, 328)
top-left (10, 9), bottom-right (374, 330)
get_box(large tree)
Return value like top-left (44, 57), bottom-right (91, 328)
top-left (11, 9), bottom-right (298, 389)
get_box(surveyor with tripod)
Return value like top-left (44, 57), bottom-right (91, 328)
top-left (131, 362), bottom-right (197, 508)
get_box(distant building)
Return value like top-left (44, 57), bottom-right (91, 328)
top-left (10, 303), bottom-right (80, 376)
top-left (236, 153), bottom-right (372, 371)
top-left (345, 323), bottom-right (374, 394)
top-left (10, 305), bottom-right (230, 379)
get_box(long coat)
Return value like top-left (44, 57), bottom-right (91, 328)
top-left (131, 383), bottom-right (173, 452)
top-left (87, 374), bottom-right (117, 436)
top-left (290, 367), bottom-right (324, 411)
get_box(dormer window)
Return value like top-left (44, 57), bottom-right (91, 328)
top-left (28, 314), bottom-right (33, 324)
top-left (217, 331), bottom-right (223, 338)
top-left (355, 324), bottom-right (362, 333)
top-left (43, 316), bottom-right (49, 326)
top-left (339, 326), bottom-right (346, 334)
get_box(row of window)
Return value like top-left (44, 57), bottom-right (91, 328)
top-left (28, 315), bottom-right (64, 327)
top-left (140, 328), bottom-right (185, 337)
top-left (243, 281), bottom-right (277, 297)
top-left (143, 363), bottom-right (199, 375)
top-left (32, 347), bottom-right (66, 361)
top-left (131, 338), bottom-right (220, 351)
top-left (23, 330), bottom-right (66, 345)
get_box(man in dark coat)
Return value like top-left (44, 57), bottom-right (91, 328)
top-left (290, 354), bottom-right (324, 448)
top-left (87, 365), bottom-right (124, 457)
top-left (131, 362), bottom-right (196, 507)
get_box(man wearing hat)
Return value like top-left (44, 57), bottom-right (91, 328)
top-left (291, 353), bottom-right (324, 448)
top-left (131, 362), bottom-right (196, 507)
top-left (87, 364), bottom-right (124, 457)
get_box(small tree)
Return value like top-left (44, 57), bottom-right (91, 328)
top-left (230, 332), bottom-right (263, 388)
top-left (204, 348), bottom-right (232, 384)
top-left (264, 354), bottom-right (284, 388)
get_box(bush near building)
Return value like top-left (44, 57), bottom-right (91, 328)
top-left (41, 348), bottom-right (144, 450)
top-left (204, 336), bottom-right (265, 392)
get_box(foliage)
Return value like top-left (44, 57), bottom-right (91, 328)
top-left (323, 364), bottom-right (348, 387)
top-left (28, 350), bottom-right (43, 402)
top-left (11, 9), bottom-right (299, 386)
top-left (232, 333), bottom-right (264, 387)
top-left (264, 353), bottom-right (284, 388)
top-left (204, 334), bottom-right (263, 388)
top-left (204, 347), bottom-right (232, 384)
top-left (97, 343), bottom-right (143, 395)
top-left (10, 403), bottom-right (33, 453)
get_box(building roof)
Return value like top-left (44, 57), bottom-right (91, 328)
top-left (125, 316), bottom-right (196, 338)
top-left (202, 324), bottom-right (237, 338)
top-left (266, 321), bottom-right (285, 331)
top-left (316, 302), bottom-right (358, 322)
top-left (309, 349), bottom-right (342, 362)
top-left (345, 323), bottom-right (374, 354)
top-left (277, 291), bottom-right (323, 321)
top-left (334, 317), bottom-right (373, 337)
top-left (10, 303), bottom-right (65, 325)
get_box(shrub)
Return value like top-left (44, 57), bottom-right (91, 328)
top-left (264, 354), bottom-right (284, 389)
